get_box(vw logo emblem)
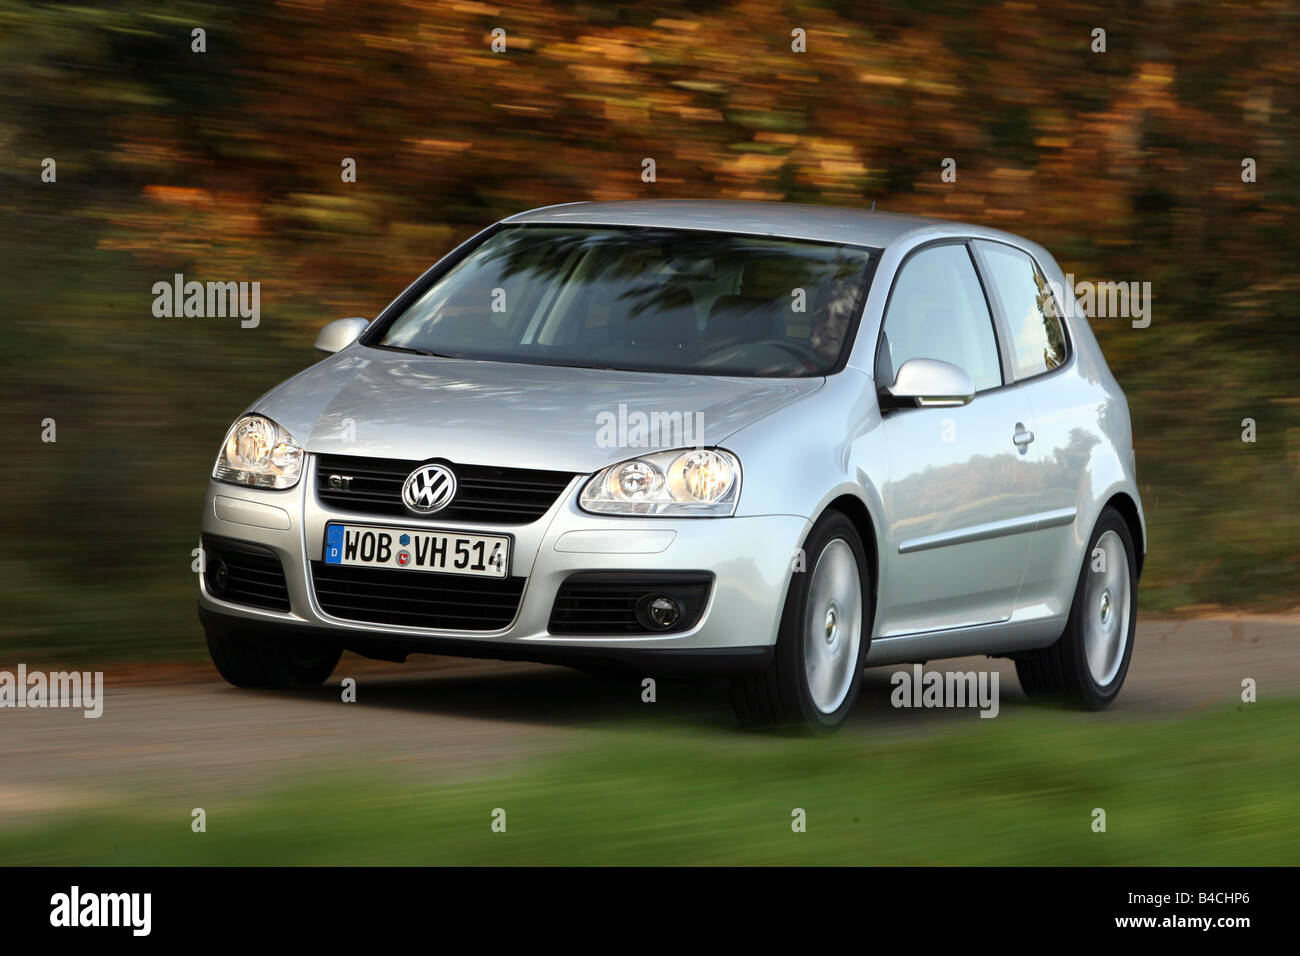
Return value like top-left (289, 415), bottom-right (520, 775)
top-left (401, 463), bottom-right (457, 515)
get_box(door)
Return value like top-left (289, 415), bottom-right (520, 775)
top-left (875, 242), bottom-right (1040, 637)
top-left (971, 239), bottom-right (1082, 620)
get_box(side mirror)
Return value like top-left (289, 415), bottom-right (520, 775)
top-left (314, 317), bottom-right (369, 355)
top-left (881, 358), bottom-right (975, 409)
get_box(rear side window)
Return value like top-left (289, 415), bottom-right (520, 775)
top-left (878, 243), bottom-right (1002, 392)
top-left (975, 241), bottom-right (1068, 381)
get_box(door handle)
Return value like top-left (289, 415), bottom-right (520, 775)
top-left (1013, 424), bottom-right (1035, 446)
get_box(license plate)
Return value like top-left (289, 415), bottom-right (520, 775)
top-left (323, 523), bottom-right (510, 578)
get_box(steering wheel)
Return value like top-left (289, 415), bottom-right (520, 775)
top-left (700, 337), bottom-right (824, 373)
top-left (751, 338), bottom-right (824, 372)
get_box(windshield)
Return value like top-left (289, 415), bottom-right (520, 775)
top-left (373, 225), bottom-right (879, 377)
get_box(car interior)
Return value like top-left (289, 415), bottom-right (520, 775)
top-left (388, 229), bottom-right (876, 376)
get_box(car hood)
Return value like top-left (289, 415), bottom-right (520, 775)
top-left (254, 347), bottom-right (823, 473)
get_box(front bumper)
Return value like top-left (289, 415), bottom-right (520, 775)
top-left (197, 456), bottom-right (808, 673)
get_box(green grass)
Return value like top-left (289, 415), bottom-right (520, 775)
top-left (4, 700), bottom-right (1298, 865)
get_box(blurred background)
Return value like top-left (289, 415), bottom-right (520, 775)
top-left (1, 0), bottom-right (1298, 664)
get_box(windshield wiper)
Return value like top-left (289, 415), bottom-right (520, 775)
top-left (541, 359), bottom-right (621, 371)
top-left (374, 344), bottom-right (454, 358)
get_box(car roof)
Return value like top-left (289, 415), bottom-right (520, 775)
top-left (501, 199), bottom-right (1004, 249)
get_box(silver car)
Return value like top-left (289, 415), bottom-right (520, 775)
top-left (198, 200), bottom-right (1145, 731)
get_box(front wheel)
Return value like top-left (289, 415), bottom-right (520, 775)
top-left (731, 511), bottom-right (871, 732)
top-left (206, 628), bottom-right (341, 690)
top-left (1015, 507), bottom-right (1137, 709)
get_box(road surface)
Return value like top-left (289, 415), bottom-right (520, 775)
top-left (1, 614), bottom-right (1296, 820)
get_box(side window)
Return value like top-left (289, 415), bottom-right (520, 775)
top-left (878, 243), bottom-right (1002, 392)
top-left (975, 241), bottom-right (1068, 380)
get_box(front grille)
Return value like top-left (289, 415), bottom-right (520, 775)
top-left (311, 562), bottom-right (525, 630)
top-left (202, 535), bottom-right (291, 612)
top-left (315, 454), bottom-right (576, 524)
top-left (549, 572), bottom-right (713, 635)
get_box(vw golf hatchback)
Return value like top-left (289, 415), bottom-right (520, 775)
top-left (199, 200), bottom-right (1145, 731)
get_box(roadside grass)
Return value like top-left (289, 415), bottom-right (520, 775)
top-left (3, 699), bottom-right (1297, 865)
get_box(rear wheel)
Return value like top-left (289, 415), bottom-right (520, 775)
top-left (1016, 507), bottom-right (1137, 709)
top-left (205, 628), bottom-right (341, 690)
top-left (731, 511), bottom-right (871, 732)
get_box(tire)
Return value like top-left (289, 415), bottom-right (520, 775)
top-left (205, 628), bottom-right (342, 690)
top-left (1015, 507), bottom-right (1137, 709)
top-left (731, 510), bottom-right (871, 732)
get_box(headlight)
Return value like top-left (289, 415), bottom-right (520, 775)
top-left (580, 448), bottom-right (741, 517)
top-left (212, 414), bottom-right (304, 490)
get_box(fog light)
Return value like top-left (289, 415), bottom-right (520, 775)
top-left (208, 558), bottom-right (230, 597)
top-left (637, 594), bottom-right (681, 630)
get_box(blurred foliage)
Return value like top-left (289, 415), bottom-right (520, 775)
top-left (2, 699), bottom-right (1296, 863)
top-left (0, 0), bottom-right (1297, 660)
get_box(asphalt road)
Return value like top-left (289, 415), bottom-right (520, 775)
top-left (2, 614), bottom-right (1296, 820)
